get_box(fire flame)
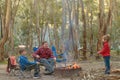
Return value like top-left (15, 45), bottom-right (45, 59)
top-left (65, 62), bottom-right (80, 69)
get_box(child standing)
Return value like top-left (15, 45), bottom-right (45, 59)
top-left (98, 34), bottom-right (110, 74)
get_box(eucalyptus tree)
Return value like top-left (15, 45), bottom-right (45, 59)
top-left (0, 0), bottom-right (11, 61)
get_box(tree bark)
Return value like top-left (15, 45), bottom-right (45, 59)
top-left (34, 0), bottom-right (40, 46)
top-left (73, 0), bottom-right (80, 59)
top-left (80, 0), bottom-right (87, 60)
top-left (96, 0), bottom-right (105, 59)
top-left (9, 0), bottom-right (20, 51)
top-left (0, 9), bottom-right (3, 39)
top-left (0, 0), bottom-right (11, 61)
top-left (61, 0), bottom-right (66, 43)
top-left (89, 10), bottom-right (94, 56)
top-left (103, 0), bottom-right (113, 35)
top-left (66, 0), bottom-right (75, 53)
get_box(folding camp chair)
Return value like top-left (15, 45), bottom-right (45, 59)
top-left (17, 57), bottom-right (38, 79)
top-left (51, 45), bottom-right (67, 67)
top-left (6, 56), bottom-right (20, 76)
top-left (33, 47), bottom-right (38, 52)
top-left (18, 64), bottom-right (37, 79)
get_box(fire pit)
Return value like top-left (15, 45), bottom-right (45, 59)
top-left (54, 63), bottom-right (82, 77)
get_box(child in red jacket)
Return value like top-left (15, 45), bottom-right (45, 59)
top-left (98, 34), bottom-right (110, 74)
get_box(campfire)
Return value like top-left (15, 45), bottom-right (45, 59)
top-left (54, 62), bottom-right (82, 77)
top-left (65, 62), bottom-right (80, 70)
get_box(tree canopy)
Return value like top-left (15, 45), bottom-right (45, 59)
top-left (0, 0), bottom-right (120, 61)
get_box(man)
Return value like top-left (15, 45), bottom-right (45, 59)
top-left (33, 41), bottom-right (55, 75)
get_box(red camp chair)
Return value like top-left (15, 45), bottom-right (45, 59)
top-left (6, 56), bottom-right (19, 76)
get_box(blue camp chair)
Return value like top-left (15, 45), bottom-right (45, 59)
top-left (51, 45), bottom-right (67, 66)
top-left (33, 47), bottom-right (38, 52)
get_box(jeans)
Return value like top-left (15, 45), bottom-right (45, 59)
top-left (33, 64), bottom-right (40, 77)
top-left (37, 58), bottom-right (55, 73)
top-left (103, 56), bottom-right (110, 74)
top-left (23, 64), bottom-right (40, 77)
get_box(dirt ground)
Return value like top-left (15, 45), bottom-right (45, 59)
top-left (0, 60), bottom-right (120, 80)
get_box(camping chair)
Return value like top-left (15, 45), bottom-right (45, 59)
top-left (51, 45), bottom-right (67, 67)
top-left (33, 47), bottom-right (38, 52)
top-left (18, 65), bottom-right (37, 79)
top-left (6, 56), bottom-right (20, 76)
top-left (17, 57), bottom-right (38, 79)
top-left (54, 51), bottom-right (67, 66)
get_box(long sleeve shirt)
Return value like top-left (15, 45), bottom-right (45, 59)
top-left (33, 47), bottom-right (54, 59)
top-left (18, 55), bottom-right (36, 70)
top-left (99, 42), bottom-right (110, 57)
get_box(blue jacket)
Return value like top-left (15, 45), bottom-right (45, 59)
top-left (18, 55), bottom-right (36, 70)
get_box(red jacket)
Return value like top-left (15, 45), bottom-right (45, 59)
top-left (33, 47), bottom-right (54, 59)
top-left (99, 42), bottom-right (110, 57)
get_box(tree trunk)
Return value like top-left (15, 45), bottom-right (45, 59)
top-left (48, 25), bottom-right (52, 45)
top-left (42, 24), bottom-right (48, 42)
top-left (61, 0), bottom-right (66, 43)
top-left (90, 28), bottom-right (94, 55)
top-left (96, 0), bottom-right (105, 59)
top-left (0, 0), bottom-right (11, 61)
top-left (66, 0), bottom-right (75, 53)
top-left (9, 0), bottom-right (20, 51)
top-left (52, 1), bottom-right (59, 50)
top-left (0, 7), bottom-right (3, 39)
top-left (89, 10), bottom-right (94, 56)
top-left (80, 0), bottom-right (87, 60)
top-left (34, 0), bottom-right (40, 46)
top-left (73, 0), bottom-right (80, 59)
top-left (103, 0), bottom-right (113, 35)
